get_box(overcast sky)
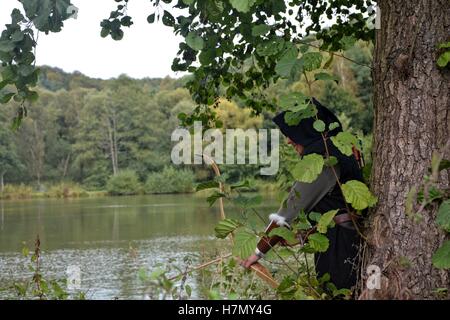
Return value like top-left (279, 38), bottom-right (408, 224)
top-left (0, 0), bottom-right (185, 79)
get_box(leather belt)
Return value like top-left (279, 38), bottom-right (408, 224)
top-left (333, 213), bottom-right (355, 225)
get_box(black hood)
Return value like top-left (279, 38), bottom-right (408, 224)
top-left (272, 97), bottom-right (342, 150)
top-left (272, 97), bottom-right (363, 183)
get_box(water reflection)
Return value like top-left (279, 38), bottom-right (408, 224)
top-left (0, 194), bottom-right (278, 299)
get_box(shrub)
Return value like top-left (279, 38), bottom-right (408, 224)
top-left (106, 170), bottom-right (142, 196)
top-left (144, 166), bottom-right (194, 194)
top-left (46, 183), bottom-right (89, 198)
top-left (0, 184), bottom-right (34, 200)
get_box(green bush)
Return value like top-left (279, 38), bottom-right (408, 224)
top-left (144, 166), bottom-right (195, 194)
top-left (106, 170), bottom-right (142, 196)
top-left (46, 183), bottom-right (89, 198)
top-left (0, 184), bottom-right (33, 200)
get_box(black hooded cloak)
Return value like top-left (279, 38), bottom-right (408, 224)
top-left (272, 98), bottom-right (363, 290)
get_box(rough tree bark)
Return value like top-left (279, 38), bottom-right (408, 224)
top-left (361, 0), bottom-right (450, 299)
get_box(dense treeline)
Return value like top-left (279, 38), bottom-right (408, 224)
top-left (0, 41), bottom-right (373, 196)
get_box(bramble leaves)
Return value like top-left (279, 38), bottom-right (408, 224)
top-left (330, 132), bottom-right (359, 156)
top-left (206, 191), bottom-right (226, 207)
top-left (291, 153), bottom-right (324, 183)
top-left (437, 42), bottom-right (450, 68)
top-left (317, 209), bottom-right (338, 233)
top-left (341, 180), bottom-right (377, 210)
top-left (214, 218), bottom-right (242, 239)
top-left (269, 227), bottom-right (298, 245)
top-left (432, 240), bottom-right (450, 269)
top-left (324, 156), bottom-right (338, 167)
top-left (307, 233), bottom-right (329, 252)
top-left (232, 228), bottom-right (258, 259)
top-left (329, 122), bottom-right (340, 131)
top-left (313, 119), bottom-right (326, 132)
top-left (196, 180), bottom-right (219, 192)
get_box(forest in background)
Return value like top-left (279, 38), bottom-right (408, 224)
top-left (0, 41), bottom-right (373, 198)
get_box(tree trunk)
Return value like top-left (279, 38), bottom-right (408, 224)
top-left (112, 112), bottom-right (119, 174)
top-left (62, 153), bottom-right (71, 179)
top-left (361, 0), bottom-right (450, 299)
top-left (0, 171), bottom-right (4, 193)
top-left (107, 118), bottom-right (118, 176)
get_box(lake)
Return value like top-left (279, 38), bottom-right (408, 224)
top-left (0, 194), bottom-right (279, 299)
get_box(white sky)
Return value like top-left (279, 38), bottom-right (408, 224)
top-left (0, 0), bottom-right (185, 79)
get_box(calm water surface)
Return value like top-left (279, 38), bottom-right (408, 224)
top-left (0, 194), bottom-right (278, 299)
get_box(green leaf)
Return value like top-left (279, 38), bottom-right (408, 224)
top-left (437, 51), bottom-right (450, 68)
top-left (252, 24), bottom-right (271, 37)
top-left (162, 10), bottom-right (175, 26)
top-left (147, 13), bottom-right (155, 24)
top-left (294, 210), bottom-right (312, 230)
top-left (0, 91), bottom-right (15, 103)
top-left (233, 194), bottom-right (262, 209)
top-left (314, 72), bottom-right (339, 84)
top-left (324, 156), bottom-right (338, 167)
top-left (230, 180), bottom-right (251, 190)
top-left (214, 218), bottom-right (242, 239)
top-left (307, 233), bottom-right (329, 252)
top-left (300, 52), bottom-right (323, 72)
top-left (317, 209), bottom-right (338, 233)
top-left (330, 132), bottom-right (359, 156)
top-left (196, 180), bottom-right (219, 192)
top-left (0, 80), bottom-right (9, 90)
top-left (232, 228), bottom-right (258, 259)
top-left (284, 104), bottom-right (317, 126)
top-left (186, 32), bottom-right (204, 51)
top-left (229, 0), bottom-right (257, 13)
top-left (256, 38), bottom-right (285, 56)
top-left (0, 40), bottom-right (15, 52)
top-left (11, 30), bottom-right (24, 42)
top-left (278, 92), bottom-right (309, 111)
top-left (22, 246), bottom-right (29, 257)
top-left (438, 42), bottom-right (450, 49)
top-left (269, 227), bottom-right (297, 245)
top-left (185, 284), bottom-right (192, 298)
top-left (436, 200), bottom-right (450, 232)
top-left (275, 46), bottom-right (302, 78)
top-left (100, 27), bottom-right (109, 38)
top-left (341, 180), bottom-right (377, 210)
top-left (291, 153), bottom-right (324, 183)
top-left (313, 119), bottom-right (326, 132)
top-left (329, 122), bottom-right (340, 131)
top-left (308, 212), bottom-right (322, 223)
top-left (432, 240), bottom-right (450, 269)
top-left (206, 191), bottom-right (226, 207)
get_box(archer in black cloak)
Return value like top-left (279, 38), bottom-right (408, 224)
top-left (244, 98), bottom-right (363, 291)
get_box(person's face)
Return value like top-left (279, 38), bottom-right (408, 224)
top-left (287, 137), bottom-right (304, 156)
